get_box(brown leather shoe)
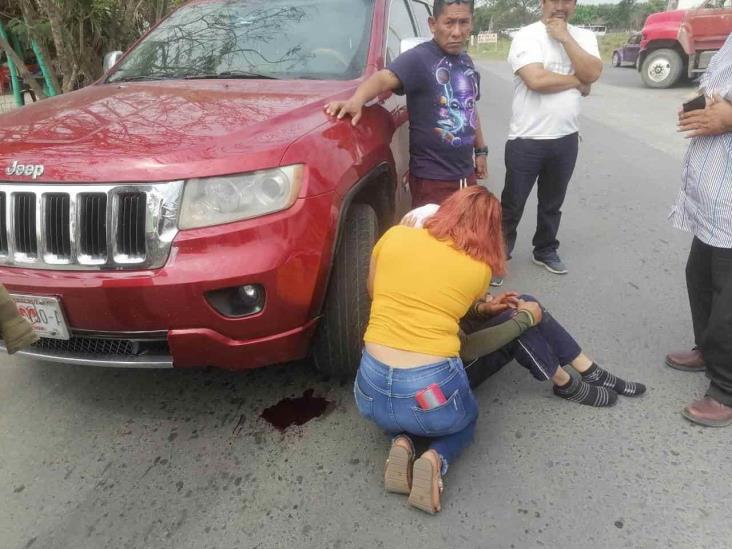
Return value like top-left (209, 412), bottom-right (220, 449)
top-left (665, 349), bottom-right (705, 372)
top-left (682, 397), bottom-right (732, 427)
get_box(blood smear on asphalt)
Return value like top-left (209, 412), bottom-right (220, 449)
top-left (260, 389), bottom-right (332, 431)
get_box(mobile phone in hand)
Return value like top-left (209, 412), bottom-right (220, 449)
top-left (682, 95), bottom-right (706, 112)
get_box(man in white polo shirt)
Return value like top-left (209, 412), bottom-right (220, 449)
top-left (492, 0), bottom-right (602, 285)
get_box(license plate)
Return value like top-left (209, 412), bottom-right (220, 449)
top-left (11, 294), bottom-right (70, 340)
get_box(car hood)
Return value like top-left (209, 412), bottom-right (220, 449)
top-left (0, 79), bottom-right (355, 183)
top-left (644, 9), bottom-right (685, 26)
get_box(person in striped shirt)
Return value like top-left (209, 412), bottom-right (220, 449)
top-left (666, 34), bottom-right (732, 427)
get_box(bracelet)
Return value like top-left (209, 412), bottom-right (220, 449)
top-left (517, 309), bottom-right (536, 326)
top-left (474, 146), bottom-right (489, 156)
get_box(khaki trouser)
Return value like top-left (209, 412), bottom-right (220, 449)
top-left (0, 284), bottom-right (39, 354)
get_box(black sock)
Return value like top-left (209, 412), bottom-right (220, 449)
top-left (553, 374), bottom-right (617, 407)
top-left (581, 363), bottom-right (646, 397)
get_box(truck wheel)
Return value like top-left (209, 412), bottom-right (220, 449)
top-left (641, 48), bottom-right (683, 88)
top-left (312, 203), bottom-right (377, 377)
top-left (612, 52), bottom-right (621, 67)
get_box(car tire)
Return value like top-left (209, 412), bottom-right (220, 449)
top-left (312, 203), bottom-right (377, 377)
top-left (612, 52), bottom-right (621, 67)
top-left (641, 48), bottom-right (683, 89)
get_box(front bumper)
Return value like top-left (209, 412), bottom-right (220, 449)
top-left (0, 334), bottom-right (173, 368)
top-left (1, 320), bottom-right (319, 369)
top-left (0, 193), bottom-right (336, 369)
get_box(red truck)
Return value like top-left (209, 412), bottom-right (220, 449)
top-left (638, 0), bottom-right (732, 88)
top-left (0, 0), bottom-right (436, 375)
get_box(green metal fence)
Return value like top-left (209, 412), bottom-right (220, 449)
top-left (0, 18), bottom-right (57, 113)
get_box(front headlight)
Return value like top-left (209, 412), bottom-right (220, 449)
top-left (179, 165), bottom-right (304, 229)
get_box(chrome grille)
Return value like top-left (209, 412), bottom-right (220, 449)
top-left (117, 192), bottom-right (146, 256)
top-left (79, 193), bottom-right (107, 259)
top-left (0, 182), bottom-right (183, 270)
top-left (0, 192), bottom-right (7, 254)
top-left (44, 193), bottom-right (71, 257)
top-left (14, 192), bottom-right (37, 256)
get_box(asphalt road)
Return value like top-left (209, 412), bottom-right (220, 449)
top-left (2, 63), bottom-right (729, 549)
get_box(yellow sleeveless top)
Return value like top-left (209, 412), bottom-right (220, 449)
top-left (364, 226), bottom-right (491, 356)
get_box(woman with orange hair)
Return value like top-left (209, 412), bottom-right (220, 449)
top-left (353, 186), bottom-right (542, 514)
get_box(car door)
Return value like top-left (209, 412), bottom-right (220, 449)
top-left (383, 0), bottom-right (420, 217)
top-left (624, 33), bottom-right (641, 65)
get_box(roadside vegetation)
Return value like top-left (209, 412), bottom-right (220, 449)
top-left (474, 0), bottom-right (666, 33)
top-left (0, 0), bottom-right (184, 97)
top-left (470, 32), bottom-right (635, 62)
top-left (469, 0), bottom-right (664, 62)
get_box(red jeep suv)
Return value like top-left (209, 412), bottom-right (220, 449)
top-left (0, 0), bottom-right (434, 375)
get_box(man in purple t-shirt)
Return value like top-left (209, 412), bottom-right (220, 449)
top-left (324, 0), bottom-right (488, 207)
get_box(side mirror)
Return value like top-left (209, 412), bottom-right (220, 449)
top-left (103, 51), bottom-right (124, 73)
top-left (400, 37), bottom-right (430, 54)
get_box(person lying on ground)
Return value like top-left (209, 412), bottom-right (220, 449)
top-left (460, 292), bottom-right (646, 403)
top-left (400, 204), bottom-right (647, 404)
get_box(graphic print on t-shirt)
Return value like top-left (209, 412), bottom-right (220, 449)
top-left (386, 40), bottom-right (480, 179)
top-left (434, 56), bottom-right (479, 147)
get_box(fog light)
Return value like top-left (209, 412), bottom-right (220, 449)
top-left (205, 284), bottom-right (265, 318)
top-left (239, 285), bottom-right (258, 300)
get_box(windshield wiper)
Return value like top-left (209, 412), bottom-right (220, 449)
top-left (183, 71), bottom-right (279, 80)
top-left (109, 74), bottom-right (182, 83)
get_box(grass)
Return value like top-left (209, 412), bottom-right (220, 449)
top-left (468, 32), bottom-right (634, 63)
top-left (598, 32), bottom-right (634, 61)
top-left (468, 39), bottom-right (512, 61)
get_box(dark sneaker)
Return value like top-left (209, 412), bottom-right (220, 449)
top-left (490, 276), bottom-right (503, 287)
top-left (532, 254), bottom-right (568, 275)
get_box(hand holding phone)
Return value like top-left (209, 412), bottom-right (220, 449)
top-left (682, 94), bottom-right (706, 113)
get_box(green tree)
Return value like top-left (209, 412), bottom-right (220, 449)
top-left (478, 0), bottom-right (667, 32)
top-left (572, 5), bottom-right (601, 25)
top-left (631, 0), bottom-right (666, 29)
top-left (475, 0), bottom-right (540, 31)
top-left (1, 0), bottom-right (185, 95)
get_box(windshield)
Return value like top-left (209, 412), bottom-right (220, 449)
top-left (108, 0), bottom-right (375, 82)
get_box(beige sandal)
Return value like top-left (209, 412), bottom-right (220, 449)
top-left (384, 436), bottom-right (414, 494)
top-left (408, 451), bottom-right (444, 514)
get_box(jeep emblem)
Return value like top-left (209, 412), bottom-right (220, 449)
top-left (5, 160), bottom-right (45, 179)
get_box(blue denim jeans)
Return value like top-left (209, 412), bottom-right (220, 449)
top-left (354, 350), bottom-right (478, 475)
